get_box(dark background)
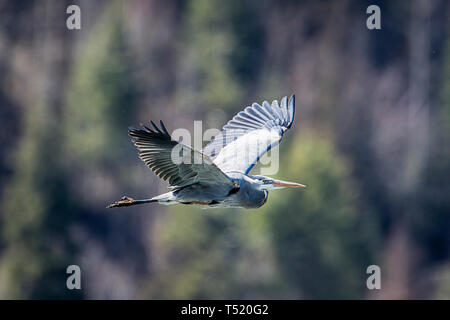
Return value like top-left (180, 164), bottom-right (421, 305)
top-left (0, 0), bottom-right (449, 299)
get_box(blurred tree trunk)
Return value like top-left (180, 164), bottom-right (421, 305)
top-left (377, 0), bottom-right (432, 299)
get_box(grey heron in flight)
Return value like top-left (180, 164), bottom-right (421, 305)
top-left (107, 95), bottom-right (305, 209)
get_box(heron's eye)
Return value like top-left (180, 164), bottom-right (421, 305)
top-left (263, 179), bottom-right (268, 184)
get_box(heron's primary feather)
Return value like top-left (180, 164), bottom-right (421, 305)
top-left (203, 95), bottom-right (295, 174)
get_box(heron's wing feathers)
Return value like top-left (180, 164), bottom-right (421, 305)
top-left (203, 95), bottom-right (295, 174)
top-left (129, 121), bottom-right (235, 191)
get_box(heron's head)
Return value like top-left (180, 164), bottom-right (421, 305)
top-left (251, 175), bottom-right (306, 191)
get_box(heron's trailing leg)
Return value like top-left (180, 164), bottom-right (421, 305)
top-left (107, 196), bottom-right (156, 208)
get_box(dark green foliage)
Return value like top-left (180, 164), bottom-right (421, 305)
top-left (263, 133), bottom-right (377, 298)
top-left (0, 4), bottom-right (140, 298)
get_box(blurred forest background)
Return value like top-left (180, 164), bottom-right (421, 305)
top-left (0, 0), bottom-right (449, 299)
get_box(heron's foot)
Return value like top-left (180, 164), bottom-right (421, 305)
top-left (106, 196), bottom-right (135, 208)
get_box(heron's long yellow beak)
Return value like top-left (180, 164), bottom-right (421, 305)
top-left (272, 179), bottom-right (306, 188)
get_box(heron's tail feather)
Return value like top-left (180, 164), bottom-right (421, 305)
top-left (107, 196), bottom-right (156, 208)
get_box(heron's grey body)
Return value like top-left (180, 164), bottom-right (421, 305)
top-left (107, 95), bottom-right (305, 210)
top-left (156, 173), bottom-right (268, 208)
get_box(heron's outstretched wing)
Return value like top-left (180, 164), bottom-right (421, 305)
top-left (203, 95), bottom-right (295, 174)
top-left (129, 121), bottom-right (235, 191)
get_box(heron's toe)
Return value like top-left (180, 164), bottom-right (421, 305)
top-left (107, 196), bottom-right (134, 208)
